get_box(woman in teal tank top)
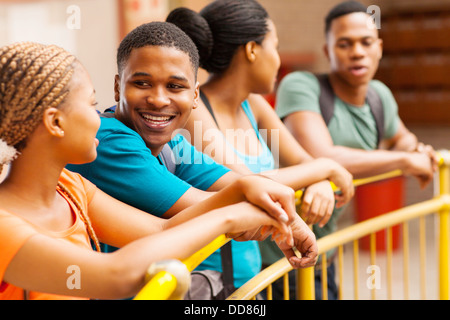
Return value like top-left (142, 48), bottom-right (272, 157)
top-left (194, 97), bottom-right (276, 288)
top-left (167, 0), bottom-right (355, 290)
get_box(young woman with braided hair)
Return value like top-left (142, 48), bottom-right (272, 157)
top-left (0, 42), bottom-right (317, 300)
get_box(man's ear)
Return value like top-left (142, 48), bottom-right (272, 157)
top-left (323, 43), bottom-right (330, 62)
top-left (114, 74), bottom-right (120, 102)
top-left (377, 38), bottom-right (383, 60)
top-left (42, 107), bottom-right (65, 138)
top-left (244, 41), bottom-right (258, 63)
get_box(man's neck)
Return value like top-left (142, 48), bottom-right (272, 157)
top-left (150, 145), bottom-right (164, 158)
top-left (328, 73), bottom-right (369, 107)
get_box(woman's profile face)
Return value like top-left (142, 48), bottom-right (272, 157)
top-left (60, 63), bottom-right (100, 165)
top-left (250, 19), bottom-right (281, 94)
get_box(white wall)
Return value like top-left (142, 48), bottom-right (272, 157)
top-left (0, 0), bottom-right (119, 111)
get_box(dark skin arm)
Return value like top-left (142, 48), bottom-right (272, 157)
top-left (283, 110), bottom-right (438, 188)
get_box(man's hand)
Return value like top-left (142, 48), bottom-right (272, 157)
top-left (416, 142), bottom-right (440, 172)
top-left (403, 152), bottom-right (435, 189)
top-left (324, 158), bottom-right (355, 207)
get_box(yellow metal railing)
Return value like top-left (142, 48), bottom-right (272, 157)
top-left (227, 196), bottom-right (449, 300)
top-left (229, 150), bottom-right (450, 300)
top-left (134, 235), bottom-right (230, 300)
top-left (135, 150), bottom-right (450, 300)
top-left (438, 152), bottom-right (450, 299)
top-left (134, 259), bottom-right (191, 300)
top-left (294, 169), bottom-right (403, 206)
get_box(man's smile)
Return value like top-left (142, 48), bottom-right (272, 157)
top-left (139, 111), bottom-right (176, 129)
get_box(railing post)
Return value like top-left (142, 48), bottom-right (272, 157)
top-left (296, 267), bottom-right (315, 300)
top-left (439, 150), bottom-right (450, 300)
top-left (295, 220), bottom-right (315, 300)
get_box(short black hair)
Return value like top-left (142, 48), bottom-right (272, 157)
top-left (116, 21), bottom-right (199, 78)
top-left (325, 1), bottom-right (368, 34)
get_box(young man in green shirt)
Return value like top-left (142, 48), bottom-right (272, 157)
top-left (277, 1), bottom-right (437, 183)
top-left (276, 0), bottom-right (438, 299)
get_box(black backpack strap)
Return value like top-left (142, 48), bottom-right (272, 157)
top-left (366, 86), bottom-right (384, 145)
top-left (199, 91), bottom-right (235, 295)
top-left (315, 73), bottom-right (336, 126)
top-left (99, 111), bottom-right (115, 118)
top-left (315, 73), bottom-right (385, 146)
top-left (220, 242), bottom-right (235, 295)
top-left (200, 90), bottom-right (220, 129)
top-left (159, 144), bottom-right (176, 174)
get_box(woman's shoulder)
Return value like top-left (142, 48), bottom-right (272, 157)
top-left (247, 93), bottom-right (277, 122)
top-left (60, 169), bottom-right (97, 204)
top-left (247, 93), bottom-right (272, 112)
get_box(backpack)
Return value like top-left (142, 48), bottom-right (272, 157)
top-left (315, 73), bottom-right (385, 146)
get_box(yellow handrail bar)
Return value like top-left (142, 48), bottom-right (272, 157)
top-left (295, 169), bottom-right (403, 205)
top-left (133, 259), bottom-right (190, 300)
top-left (227, 256), bottom-right (294, 300)
top-left (134, 235), bottom-right (230, 300)
top-left (182, 234), bottom-right (230, 271)
top-left (313, 198), bottom-right (446, 253)
top-left (134, 271), bottom-right (177, 300)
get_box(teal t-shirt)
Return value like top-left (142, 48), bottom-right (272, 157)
top-left (67, 117), bottom-right (229, 217)
top-left (274, 71), bottom-right (401, 244)
top-left (196, 100), bottom-right (276, 288)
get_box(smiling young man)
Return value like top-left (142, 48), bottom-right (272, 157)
top-left (67, 22), bottom-right (239, 221)
top-left (114, 44), bottom-right (196, 158)
top-left (275, 0), bottom-right (438, 299)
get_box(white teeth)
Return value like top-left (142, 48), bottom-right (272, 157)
top-left (141, 114), bottom-right (171, 122)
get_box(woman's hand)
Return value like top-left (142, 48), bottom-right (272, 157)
top-left (224, 202), bottom-right (293, 247)
top-left (300, 180), bottom-right (335, 228)
top-left (275, 215), bottom-right (318, 268)
top-left (237, 175), bottom-right (297, 225)
top-left (321, 158), bottom-right (354, 208)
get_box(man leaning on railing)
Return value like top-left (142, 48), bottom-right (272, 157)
top-left (275, 0), bottom-right (439, 299)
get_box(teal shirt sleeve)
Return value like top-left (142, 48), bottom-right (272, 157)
top-left (275, 71), bottom-right (321, 119)
top-left (168, 134), bottom-right (231, 190)
top-left (369, 80), bottom-right (400, 140)
top-left (66, 118), bottom-right (191, 217)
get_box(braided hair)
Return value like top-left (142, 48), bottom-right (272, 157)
top-left (0, 42), bottom-right (100, 251)
top-left (0, 42), bottom-right (75, 165)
